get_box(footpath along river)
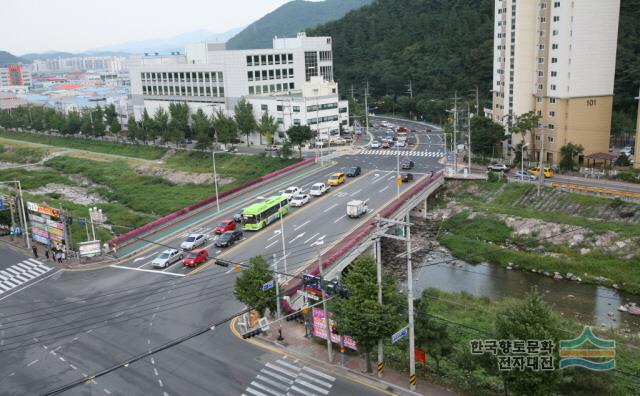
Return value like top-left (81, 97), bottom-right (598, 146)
top-left (413, 248), bottom-right (640, 332)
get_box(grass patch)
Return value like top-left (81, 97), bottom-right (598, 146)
top-left (0, 144), bottom-right (47, 163)
top-left (0, 168), bottom-right (74, 189)
top-left (164, 150), bottom-right (299, 181)
top-left (442, 212), bottom-right (511, 243)
top-left (0, 129), bottom-right (167, 160)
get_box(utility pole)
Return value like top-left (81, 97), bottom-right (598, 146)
top-left (16, 181), bottom-right (30, 249)
top-left (467, 103), bottom-right (472, 175)
top-left (475, 86), bottom-right (480, 117)
top-left (364, 81), bottom-right (370, 139)
top-left (272, 253), bottom-right (283, 341)
top-left (349, 84), bottom-right (355, 100)
top-left (537, 127), bottom-right (545, 197)
top-left (319, 251), bottom-right (333, 363)
top-left (453, 91), bottom-right (459, 174)
top-left (375, 221), bottom-right (384, 378)
top-left (406, 80), bottom-right (413, 99)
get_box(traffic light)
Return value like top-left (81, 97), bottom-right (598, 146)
top-left (215, 259), bottom-right (231, 267)
top-left (242, 328), bottom-right (262, 339)
top-left (303, 274), bottom-right (321, 289)
top-left (286, 310), bottom-right (303, 321)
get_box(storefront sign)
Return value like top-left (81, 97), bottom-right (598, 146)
top-left (78, 241), bottom-right (101, 257)
top-left (27, 202), bottom-right (61, 218)
top-left (311, 307), bottom-right (357, 350)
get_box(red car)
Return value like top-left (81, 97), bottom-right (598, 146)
top-left (183, 249), bottom-right (208, 267)
top-left (214, 219), bottom-right (236, 234)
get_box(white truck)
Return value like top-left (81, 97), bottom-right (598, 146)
top-left (347, 200), bottom-right (368, 218)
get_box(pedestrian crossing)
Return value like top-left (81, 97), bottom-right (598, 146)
top-left (0, 259), bottom-right (51, 294)
top-left (359, 149), bottom-right (444, 157)
top-left (242, 357), bottom-right (336, 396)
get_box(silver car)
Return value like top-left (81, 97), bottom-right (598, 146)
top-left (180, 233), bottom-right (207, 250)
top-left (152, 249), bottom-right (183, 269)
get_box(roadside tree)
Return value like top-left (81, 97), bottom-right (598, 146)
top-left (257, 111), bottom-right (278, 145)
top-left (286, 125), bottom-right (314, 158)
top-left (168, 102), bottom-right (190, 141)
top-left (559, 143), bottom-right (584, 171)
top-left (153, 107), bottom-right (170, 143)
top-left (414, 290), bottom-right (453, 370)
top-left (234, 98), bottom-right (257, 146)
top-left (512, 111), bottom-right (542, 158)
top-left (192, 109), bottom-right (213, 150)
top-left (92, 106), bottom-right (106, 137)
top-left (470, 116), bottom-right (505, 157)
top-left (213, 110), bottom-right (238, 148)
top-left (126, 118), bottom-right (139, 142)
top-left (234, 256), bottom-right (276, 317)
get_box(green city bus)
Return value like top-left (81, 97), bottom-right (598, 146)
top-left (242, 195), bottom-right (289, 231)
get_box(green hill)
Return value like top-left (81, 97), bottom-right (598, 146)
top-left (0, 51), bottom-right (29, 67)
top-left (226, 0), bottom-right (373, 50)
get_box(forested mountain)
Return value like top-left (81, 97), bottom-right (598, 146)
top-left (226, 0), bottom-right (373, 50)
top-left (613, 0), bottom-right (640, 117)
top-left (0, 51), bottom-right (29, 67)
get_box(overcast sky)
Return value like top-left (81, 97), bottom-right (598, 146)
top-left (4, 0), bottom-right (291, 55)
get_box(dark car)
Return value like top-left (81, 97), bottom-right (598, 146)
top-left (233, 213), bottom-right (243, 223)
top-left (401, 159), bottom-right (415, 169)
top-left (346, 166), bottom-right (361, 177)
top-left (215, 230), bottom-right (243, 248)
top-left (401, 173), bottom-right (414, 183)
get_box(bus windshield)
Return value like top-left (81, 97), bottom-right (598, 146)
top-left (243, 214), bottom-right (258, 224)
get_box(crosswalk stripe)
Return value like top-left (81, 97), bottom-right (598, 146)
top-left (15, 263), bottom-right (31, 272)
top-left (301, 366), bottom-right (335, 382)
top-left (260, 369), bottom-right (293, 385)
top-left (250, 381), bottom-right (284, 396)
top-left (27, 266), bottom-right (47, 275)
top-left (265, 363), bottom-right (297, 378)
top-left (289, 385), bottom-right (318, 396)
top-left (294, 379), bottom-right (329, 395)
top-left (6, 268), bottom-right (20, 276)
top-left (274, 360), bottom-right (301, 372)
top-left (15, 274), bottom-right (31, 283)
top-left (245, 387), bottom-right (268, 396)
top-left (0, 270), bottom-right (11, 278)
top-left (0, 273), bottom-right (7, 281)
top-left (0, 283), bottom-right (10, 291)
top-left (26, 258), bottom-right (43, 265)
top-left (298, 373), bottom-right (332, 388)
top-left (2, 279), bottom-right (19, 288)
top-left (25, 270), bottom-right (42, 278)
top-left (256, 375), bottom-right (289, 391)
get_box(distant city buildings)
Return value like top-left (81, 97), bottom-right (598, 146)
top-left (129, 32), bottom-right (349, 144)
top-left (31, 56), bottom-right (126, 74)
top-left (491, 0), bottom-right (620, 164)
top-left (0, 64), bottom-right (32, 92)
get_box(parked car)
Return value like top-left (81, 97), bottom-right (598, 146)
top-left (264, 145), bottom-right (280, 152)
top-left (152, 249), bottom-right (183, 269)
top-left (183, 249), bottom-right (209, 267)
top-left (347, 200), bottom-right (368, 218)
top-left (281, 186), bottom-right (301, 200)
top-left (290, 194), bottom-right (310, 207)
top-left (214, 219), bottom-right (236, 234)
top-left (215, 230), bottom-right (243, 248)
top-left (370, 140), bottom-right (381, 149)
top-left (346, 166), bottom-right (361, 177)
top-left (401, 173), bottom-right (414, 183)
top-left (381, 141), bottom-right (391, 149)
top-left (514, 170), bottom-right (537, 181)
top-left (488, 163), bottom-right (510, 172)
top-left (327, 172), bottom-right (346, 186)
top-left (401, 159), bottom-right (415, 169)
top-left (528, 166), bottom-right (554, 178)
top-left (180, 233), bottom-right (207, 250)
top-left (309, 182), bottom-right (329, 196)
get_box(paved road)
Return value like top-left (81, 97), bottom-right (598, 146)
top-left (0, 130), bottom-right (444, 395)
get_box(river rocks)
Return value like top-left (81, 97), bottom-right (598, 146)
top-left (579, 248), bottom-right (591, 255)
top-left (616, 241), bottom-right (627, 249)
top-left (613, 284), bottom-right (619, 290)
top-left (571, 234), bottom-right (585, 245)
top-left (567, 294), bottom-right (575, 299)
top-left (553, 273), bottom-right (564, 280)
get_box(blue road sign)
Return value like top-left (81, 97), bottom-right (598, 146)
top-left (391, 326), bottom-right (408, 344)
top-left (262, 280), bottom-right (274, 292)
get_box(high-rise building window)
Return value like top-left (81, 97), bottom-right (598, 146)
top-left (288, 54), bottom-right (293, 64)
top-left (261, 55), bottom-right (267, 65)
top-left (538, 58), bottom-right (544, 64)
top-left (550, 71), bottom-right (557, 77)
top-left (553, 16), bottom-right (560, 22)
top-left (552, 43), bottom-right (558, 49)
top-left (268, 55), bottom-right (273, 65)
top-left (549, 111), bottom-right (555, 117)
top-left (304, 51), bottom-right (318, 81)
top-left (261, 104), bottom-right (268, 111)
top-left (275, 54), bottom-right (280, 64)
top-left (253, 55), bottom-right (259, 65)
top-left (549, 98), bottom-right (556, 104)
top-left (550, 84), bottom-right (557, 90)
top-left (246, 56), bottom-right (252, 66)
top-left (269, 70), bottom-right (274, 80)
top-left (552, 30), bottom-right (559, 36)
top-left (248, 86), bottom-right (254, 95)
top-left (554, 1), bottom-right (561, 7)
top-left (551, 58), bottom-right (558, 63)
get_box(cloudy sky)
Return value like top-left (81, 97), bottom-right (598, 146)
top-left (4, 0), bottom-right (291, 54)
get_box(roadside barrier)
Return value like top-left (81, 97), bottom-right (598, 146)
top-left (551, 182), bottom-right (640, 200)
top-left (108, 158), bottom-right (316, 249)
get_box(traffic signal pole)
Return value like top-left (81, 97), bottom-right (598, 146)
top-left (319, 250), bottom-right (333, 363)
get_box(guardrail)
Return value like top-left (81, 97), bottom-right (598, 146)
top-left (551, 182), bottom-right (640, 200)
top-left (281, 170), bottom-right (445, 313)
top-left (108, 158), bottom-right (316, 249)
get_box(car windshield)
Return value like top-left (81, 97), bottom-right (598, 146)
top-left (311, 185), bottom-right (321, 190)
top-left (284, 188), bottom-right (296, 194)
top-left (158, 253), bottom-right (169, 259)
top-left (217, 222), bottom-right (228, 227)
top-left (186, 236), bottom-right (195, 242)
top-left (220, 233), bottom-right (232, 240)
top-left (330, 175), bottom-right (339, 179)
top-left (186, 252), bottom-right (198, 259)
top-left (292, 195), bottom-right (305, 200)
top-left (349, 168), bottom-right (357, 172)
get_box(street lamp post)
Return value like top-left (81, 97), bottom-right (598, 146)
top-left (521, 143), bottom-right (529, 181)
top-left (278, 200), bottom-right (288, 280)
top-left (212, 149), bottom-right (220, 213)
top-left (0, 180), bottom-right (31, 249)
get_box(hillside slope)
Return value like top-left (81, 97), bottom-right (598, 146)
top-left (227, 0), bottom-right (372, 50)
top-left (0, 51), bottom-right (29, 67)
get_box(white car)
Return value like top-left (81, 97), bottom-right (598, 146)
top-left (370, 140), bottom-right (381, 149)
top-left (180, 233), bottom-right (207, 250)
top-left (152, 249), bottom-right (183, 269)
top-left (290, 194), bottom-right (310, 207)
top-left (396, 140), bottom-right (406, 147)
top-left (309, 182), bottom-right (329, 196)
top-left (281, 186), bottom-right (301, 200)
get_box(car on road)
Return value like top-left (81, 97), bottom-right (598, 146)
top-left (183, 249), bottom-right (209, 267)
top-left (346, 166), bottom-right (361, 177)
top-left (152, 249), bottom-right (183, 269)
top-left (309, 182), bottom-right (329, 196)
top-left (381, 141), bottom-right (391, 149)
top-left (264, 145), bottom-right (279, 152)
top-left (396, 140), bottom-right (406, 148)
top-left (488, 163), bottom-right (510, 172)
top-left (370, 140), bottom-right (381, 149)
top-left (281, 186), bottom-right (301, 200)
top-left (401, 159), bottom-right (415, 169)
top-left (622, 146), bottom-right (634, 156)
top-left (180, 233), bottom-right (207, 250)
top-left (214, 219), bottom-right (236, 234)
top-left (347, 200), bottom-right (368, 218)
top-left (215, 230), bottom-right (243, 248)
top-left (401, 173), bottom-right (414, 183)
top-left (513, 170), bottom-right (537, 181)
top-left (290, 193), bottom-right (310, 207)
top-left (327, 172), bottom-right (346, 186)
top-left (528, 166), bottom-right (554, 178)
top-left (233, 213), bottom-right (243, 223)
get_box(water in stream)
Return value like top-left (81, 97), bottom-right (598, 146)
top-left (413, 248), bottom-right (640, 332)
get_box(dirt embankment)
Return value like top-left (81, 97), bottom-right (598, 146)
top-left (380, 220), bottom-right (441, 281)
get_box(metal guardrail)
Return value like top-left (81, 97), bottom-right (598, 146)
top-left (551, 182), bottom-right (640, 200)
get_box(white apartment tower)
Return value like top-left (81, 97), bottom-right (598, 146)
top-left (492, 0), bottom-right (620, 163)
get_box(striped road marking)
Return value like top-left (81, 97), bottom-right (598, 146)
top-left (243, 358), bottom-right (335, 396)
top-left (0, 259), bottom-right (51, 295)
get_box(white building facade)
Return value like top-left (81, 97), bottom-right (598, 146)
top-left (129, 33), bottom-right (348, 144)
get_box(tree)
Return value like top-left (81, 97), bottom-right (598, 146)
top-left (330, 256), bottom-right (403, 373)
top-left (615, 152), bottom-right (632, 167)
top-left (234, 98), bottom-right (257, 146)
top-left (141, 109), bottom-right (154, 143)
top-left (91, 106), bottom-right (106, 137)
top-left (280, 141), bottom-right (293, 158)
top-left (79, 110), bottom-right (92, 135)
top-left (286, 125), bottom-right (314, 158)
top-left (470, 116), bottom-right (505, 157)
top-left (494, 290), bottom-right (563, 396)
top-left (152, 107), bottom-right (169, 143)
top-left (126, 118), bottom-right (139, 142)
top-left (416, 98), bottom-right (449, 124)
top-left (168, 102), bottom-right (190, 142)
top-left (257, 111), bottom-right (278, 145)
top-left (512, 111), bottom-right (542, 158)
top-left (64, 111), bottom-right (82, 135)
top-left (192, 109), bottom-right (212, 150)
top-left (559, 143), bottom-right (584, 171)
top-left (212, 110), bottom-right (238, 147)
top-left (234, 256), bottom-right (276, 317)
top-left (414, 290), bottom-right (453, 370)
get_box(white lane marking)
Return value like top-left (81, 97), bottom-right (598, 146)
top-left (310, 235), bottom-right (326, 247)
top-left (379, 186), bottom-right (390, 193)
top-left (158, 379), bottom-right (163, 387)
top-left (70, 364), bottom-right (78, 370)
top-left (154, 368), bottom-right (159, 376)
top-left (151, 357), bottom-right (155, 365)
top-left (59, 357), bottom-right (66, 362)
top-left (256, 375), bottom-right (289, 391)
top-left (250, 381), bottom-right (285, 396)
top-left (322, 203), bottom-right (338, 213)
top-left (349, 189), bottom-right (362, 197)
top-left (303, 233), bottom-right (319, 244)
top-left (299, 372), bottom-right (332, 388)
top-left (260, 369), bottom-right (294, 385)
top-left (109, 265), bottom-right (185, 277)
top-left (27, 359), bottom-right (39, 366)
top-left (265, 362), bottom-right (297, 378)
top-left (274, 359), bottom-right (301, 372)
top-left (289, 233), bottom-right (305, 244)
top-left (301, 366), bottom-right (335, 381)
top-left (133, 251), bottom-right (161, 263)
top-left (267, 232), bottom-right (280, 241)
top-left (333, 215), bottom-right (346, 224)
top-left (245, 388), bottom-right (268, 396)
top-left (290, 385), bottom-right (319, 396)
top-left (293, 220), bottom-right (310, 231)
top-left (104, 389), bottom-right (111, 395)
top-left (264, 240), bottom-right (279, 250)
top-left (294, 379), bottom-right (329, 395)
top-left (0, 270), bottom-right (62, 303)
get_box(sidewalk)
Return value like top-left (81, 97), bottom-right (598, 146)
top-left (252, 319), bottom-right (457, 396)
